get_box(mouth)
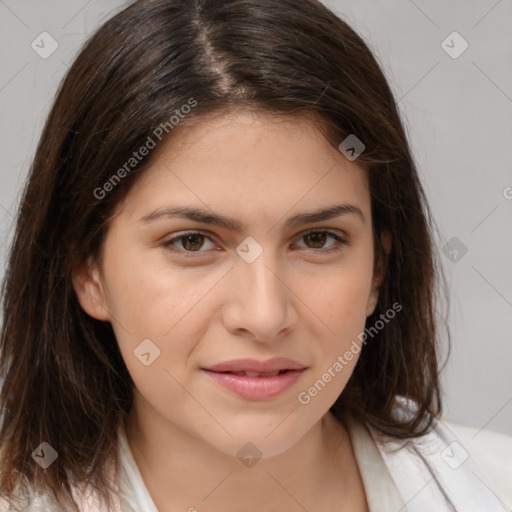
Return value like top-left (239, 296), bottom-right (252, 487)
top-left (215, 369), bottom-right (290, 377)
top-left (202, 357), bottom-right (306, 374)
top-left (201, 368), bottom-right (306, 400)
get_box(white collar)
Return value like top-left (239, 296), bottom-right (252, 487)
top-left (115, 405), bottom-right (508, 512)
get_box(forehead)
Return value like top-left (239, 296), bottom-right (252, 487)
top-left (117, 111), bottom-right (371, 224)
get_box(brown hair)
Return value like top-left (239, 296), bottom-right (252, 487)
top-left (0, 0), bottom-right (449, 508)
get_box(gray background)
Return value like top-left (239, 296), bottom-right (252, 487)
top-left (0, 0), bottom-right (511, 435)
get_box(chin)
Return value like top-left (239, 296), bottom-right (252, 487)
top-left (207, 416), bottom-right (313, 460)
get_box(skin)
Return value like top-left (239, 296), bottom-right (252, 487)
top-left (73, 111), bottom-right (391, 512)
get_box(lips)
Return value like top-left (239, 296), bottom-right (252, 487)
top-left (201, 358), bottom-right (307, 400)
top-left (202, 369), bottom-right (305, 400)
top-left (229, 370), bottom-right (283, 377)
top-left (202, 357), bottom-right (306, 374)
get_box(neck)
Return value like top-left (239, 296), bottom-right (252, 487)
top-left (125, 397), bottom-right (365, 512)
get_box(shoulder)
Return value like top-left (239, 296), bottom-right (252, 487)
top-left (0, 458), bottom-right (120, 512)
top-left (367, 397), bottom-right (512, 511)
top-left (0, 492), bottom-right (66, 511)
top-left (441, 419), bottom-right (512, 504)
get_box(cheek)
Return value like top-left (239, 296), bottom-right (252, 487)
top-left (298, 260), bottom-right (374, 396)
top-left (102, 244), bottom-right (195, 334)
top-left (315, 291), bottom-right (370, 378)
top-left (101, 246), bottom-right (222, 379)
top-left (301, 258), bottom-right (374, 338)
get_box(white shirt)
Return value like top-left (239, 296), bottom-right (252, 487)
top-left (2, 405), bottom-right (510, 511)
top-left (115, 413), bottom-right (512, 512)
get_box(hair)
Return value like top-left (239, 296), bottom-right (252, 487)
top-left (0, 0), bottom-right (450, 509)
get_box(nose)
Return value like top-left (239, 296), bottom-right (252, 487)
top-left (221, 251), bottom-right (297, 343)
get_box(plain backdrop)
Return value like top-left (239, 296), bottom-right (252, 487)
top-left (0, 0), bottom-right (511, 436)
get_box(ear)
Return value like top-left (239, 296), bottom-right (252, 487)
top-left (366, 230), bottom-right (392, 317)
top-left (72, 257), bottom-right (111, 321)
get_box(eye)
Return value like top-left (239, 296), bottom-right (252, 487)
top-left (293, 230), bottom-right (348, 252)
top-left (162, 229), bottom-right (348, 256)
top-left (162, 230), bottom-right (217, 254)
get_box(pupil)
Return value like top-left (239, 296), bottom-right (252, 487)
top-left (181, 233), bottom-right (326, 251)
top-left (306, 232), bottom-right (325, 248)
top-left (183, 234), bottom-right (204, 251)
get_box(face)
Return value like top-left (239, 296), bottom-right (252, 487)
top-left (74, 111), bottom-right (386, 458)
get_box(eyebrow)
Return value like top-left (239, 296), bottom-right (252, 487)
top-left (138, 203), bottom-right (365, 230)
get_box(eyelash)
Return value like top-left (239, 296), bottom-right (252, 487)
top-left (162, 229), bottom-right (348, 257)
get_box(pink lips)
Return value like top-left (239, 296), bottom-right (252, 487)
top-left (201, 358), bottom-right (307, 400)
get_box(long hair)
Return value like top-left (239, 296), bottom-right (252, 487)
top-left (0, 0), bottom-right (449, 508)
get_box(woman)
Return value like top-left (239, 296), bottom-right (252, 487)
top-left (0, 0), bottom-right (510, 510)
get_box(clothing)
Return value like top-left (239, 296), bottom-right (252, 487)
top-left (365, 417), bottom-right (512, 511)
top-left (114, 419), bottom-right (406, 511)
top-left (116, 427), bottom-right (157, 512)
top-left (1, 399), bottom-right (511, 511)
top-left (115, 411), bottom-right (512, 512)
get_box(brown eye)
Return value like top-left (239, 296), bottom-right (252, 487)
top-left (295, 230), bottom-right (347, 252)
top-left (181, 233), bottom-right (205, 251)
top-left (163, 231), bottom-right (216, 253)
top-left (303, 232), bottom-right (327, 249)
